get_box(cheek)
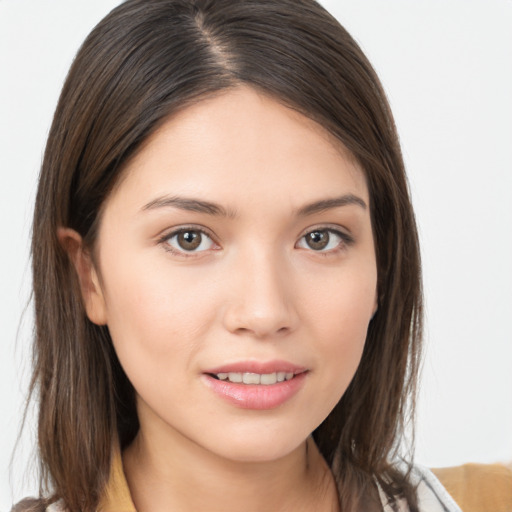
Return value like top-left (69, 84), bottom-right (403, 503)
top-left (305, 262), bottom-right (376, 337)
top-left (99, 253), bottom-right (220, 380)
top-left (304, 268), bottom-right (376, 397)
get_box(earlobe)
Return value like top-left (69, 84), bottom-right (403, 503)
top-left (57, 227), bottom-right (108, 325)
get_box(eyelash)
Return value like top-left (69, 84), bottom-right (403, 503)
top-left (158, 225), bottom-right (354, 257)
top-left (158, 226), bottom-right (219, 258)
top-left (296, 227), bottom-right (354, 255)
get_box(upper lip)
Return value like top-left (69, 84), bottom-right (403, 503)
top-left (204, 360), bottom-right (307, 375)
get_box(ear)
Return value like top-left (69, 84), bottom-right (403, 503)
top-left (57, 227), bottom-right (108, 325)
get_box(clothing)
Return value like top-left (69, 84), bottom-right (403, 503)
top-left (432, 463), bottom-right (512, 512)
top-left (45, 449), bottom-right (463, 512)
top-left (377, 465), bottom-right (462, 512)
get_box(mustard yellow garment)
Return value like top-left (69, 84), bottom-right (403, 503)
top-left (432, 463), bottom-right (512, 512)
top-left (97, 448), bottom-right (135, 512)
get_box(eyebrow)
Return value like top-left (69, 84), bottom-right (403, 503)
top-left (141, 196), bottom-right (237, 218)
top-left (141, 193), bottom-right (367, 217)
top-left (296, 194), bottom-right (367, 216)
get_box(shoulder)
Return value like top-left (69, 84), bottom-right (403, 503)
top-left (412, 465), bottom-right (463, 512)
top-left (10, 498), bottom-right (48, 512)
top-left (44, 502), bottom-right (66, 512)
top-left (10, 498), bottom-right (65, 512)
top-left (378, 463), bottom-right (462, 512)
top-left (432, 462), bottom-right (512, 512)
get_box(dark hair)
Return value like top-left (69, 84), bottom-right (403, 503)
top-left (24, 0), bottom-right (422, 511)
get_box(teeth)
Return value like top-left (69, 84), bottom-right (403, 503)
top-left (215, 371), bottom-right (295, 385)
top-left (260, 373), bottom-right (277, 385)
top-left (243, 372), bottom-right (260, 384)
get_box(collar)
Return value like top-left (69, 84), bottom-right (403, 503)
top-left (98, 445), bottom-right (136, 512)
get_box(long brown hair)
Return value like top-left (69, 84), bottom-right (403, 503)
top-left (22, 0), bottom-right (422, 510)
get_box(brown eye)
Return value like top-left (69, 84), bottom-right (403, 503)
top-left (165, 229), bottom-right (216, 254)
top-left (305, 230), bottom-right (330, 250)
top-left (297, 228), bottom-right (349, 252)
top-left (177, 231), bottom-right (201, 250)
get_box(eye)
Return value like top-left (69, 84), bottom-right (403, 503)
top-left (296, 228), bottom-right (350, 252)
top-left (162, 228), bottom-right (217, 254)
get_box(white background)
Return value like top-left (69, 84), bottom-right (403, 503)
top-left (1, 0), bottom-right (511, 508)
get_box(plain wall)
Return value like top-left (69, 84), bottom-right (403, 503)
top-left (1, 0), bottom-right (511, 508)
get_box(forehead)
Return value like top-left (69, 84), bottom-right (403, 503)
top-left (105, 86), bottom-right (369, 216)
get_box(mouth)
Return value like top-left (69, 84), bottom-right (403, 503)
top-left (203, 360), bottom-right (307, 385)
top-left (202, 362), bottom-right (308, 409)
top-left (208, 371), bottom-right (298, 385)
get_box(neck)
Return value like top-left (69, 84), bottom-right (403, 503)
top-left (123, 426), bottom-right (338, 512)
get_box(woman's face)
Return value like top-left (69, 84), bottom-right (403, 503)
top-left (86, 86), bottom-right (377, 462)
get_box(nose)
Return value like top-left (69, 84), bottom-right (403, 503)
top-left (221, 248), bottom-right (299, 339)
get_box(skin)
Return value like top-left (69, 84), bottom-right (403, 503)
top-left (61, 86), bottom-right (378, 512)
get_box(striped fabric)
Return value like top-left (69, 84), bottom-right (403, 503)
top-left (378, 465), bottom-right (462, 512)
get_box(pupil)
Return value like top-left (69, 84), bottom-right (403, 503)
top-left (178, 231), bottom-right (201, 250)
top-left (307, 230), bottom-right (329, 250)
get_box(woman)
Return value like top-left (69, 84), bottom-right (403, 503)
top-left (13, 0), bottom-right (461, 510)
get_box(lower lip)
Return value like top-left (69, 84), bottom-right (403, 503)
top-left (202, 372), bottom-right (307, 410)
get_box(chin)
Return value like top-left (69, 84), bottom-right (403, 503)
top-left (196, 422), bottom-right (311, 464)
top-left (216, 439), bottom-right (305, 464)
